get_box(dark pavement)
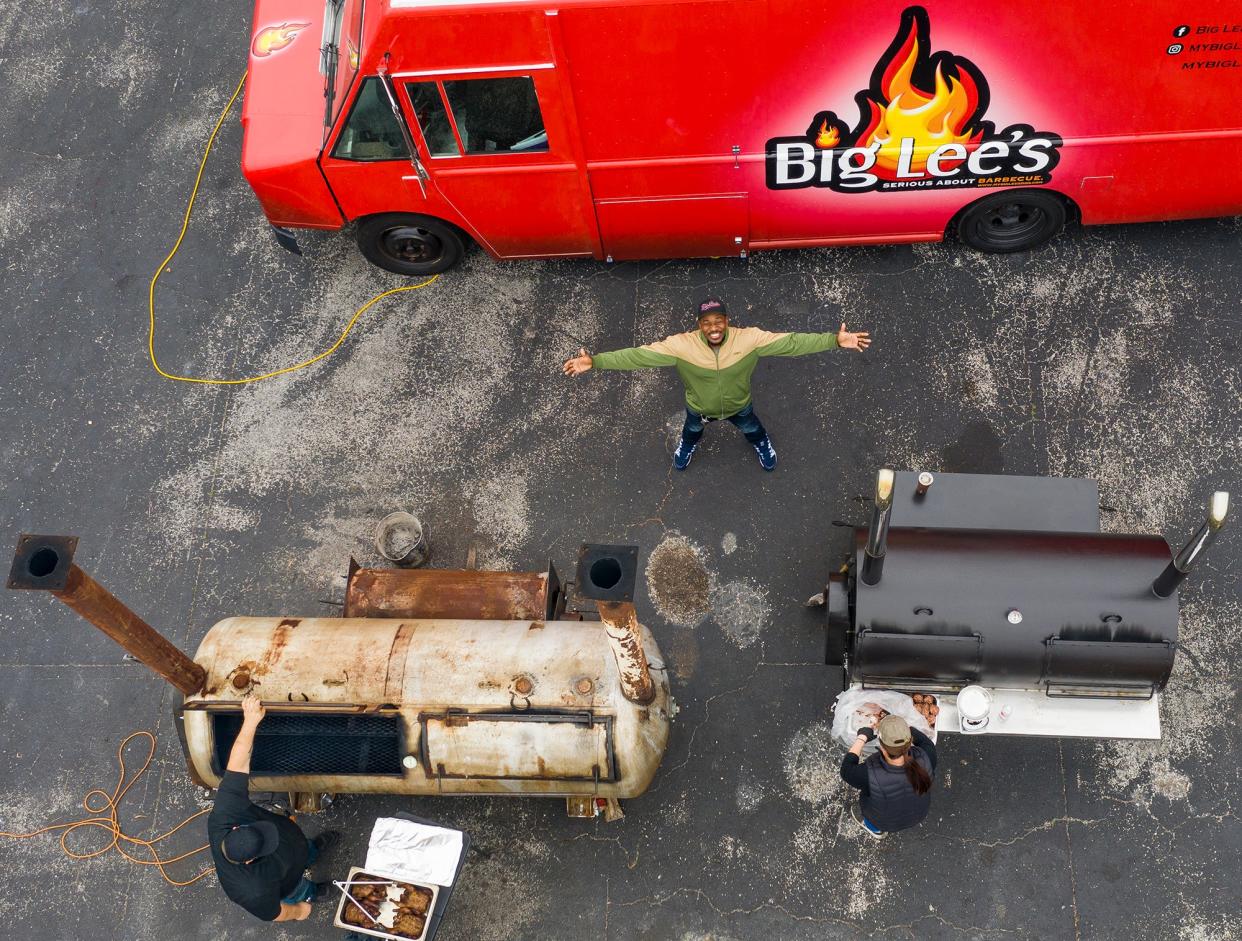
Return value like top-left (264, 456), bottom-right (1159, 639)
top-left (1, 3), bottom-right (1239, 940)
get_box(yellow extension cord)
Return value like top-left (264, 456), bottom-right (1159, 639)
top-left (1, 75), bottom-right (440, 887)
top-left (148, 72), bottom-right (439, 384)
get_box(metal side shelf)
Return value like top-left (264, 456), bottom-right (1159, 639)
top-left (933, 687), bottom-right (1162, 740)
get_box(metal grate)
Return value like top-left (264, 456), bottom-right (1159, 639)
top-left (212, 713), bottom-right (405, 776)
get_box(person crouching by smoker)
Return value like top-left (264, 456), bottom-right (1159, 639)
top-left (208, 694), bottom-right (339, 922)
top-left (840, 714), bottom-right (937, 838)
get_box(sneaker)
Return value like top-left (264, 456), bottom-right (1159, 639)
top-left (851, 805), bottom-right (884, 840)
top-left (311, 829), bottom-right (340, 856)
top-left (752, 436), bottom-right (777, 471)
top-left (673, 437), bottom-right (698, 470)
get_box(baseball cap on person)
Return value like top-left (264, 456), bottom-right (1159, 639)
top-left (877, 714), bottom-right (912, 751)
top-left (221, 821), bottom-right (280, 863)
top-left (697, 297), bottom-right (727, 318)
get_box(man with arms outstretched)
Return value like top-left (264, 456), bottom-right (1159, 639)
top-left (564, 297), bottom-right (871, 470)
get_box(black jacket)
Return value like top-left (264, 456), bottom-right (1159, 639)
top-left (208, 771), bottom-right (309, 920)
top-left (840, 728), bottom-right (938, 832)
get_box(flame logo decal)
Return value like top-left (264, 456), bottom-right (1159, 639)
top-left (855, 8), bottom-right (985, 174)
top-left (767, 6), bottom-right (1063, 193)
top-left (252, 21), bottom-right (311, 58)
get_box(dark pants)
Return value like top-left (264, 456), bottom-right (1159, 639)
top-left (682, 403), bottom-right (767, 446)
top-left (282, 837), bottom-right (318, 904)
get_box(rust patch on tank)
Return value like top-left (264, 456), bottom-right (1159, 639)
top-left (383, 622), bottom-right (416, 701)
top-left (222, 660), bottom-right (260, 695)
top-left (322, 670), bottom-right (349, 687)
top-left (256, 621), bottom-right (297, 676)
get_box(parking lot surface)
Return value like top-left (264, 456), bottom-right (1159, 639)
top-left (1, 4), bottom-right (1239, 939)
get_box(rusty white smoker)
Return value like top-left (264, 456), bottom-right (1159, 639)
top-left (8, 538), bottom-right (672, 811)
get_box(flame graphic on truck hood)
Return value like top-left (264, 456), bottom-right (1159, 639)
top-left (251, 21), bottom-right (311, 58)
top-left (856, 9), bottom-right (985, 173)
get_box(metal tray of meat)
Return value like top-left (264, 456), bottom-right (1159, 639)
top-left (333, 865), bottom-right (440, 941)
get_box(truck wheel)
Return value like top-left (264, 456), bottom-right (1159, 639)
top-left (955, 190), bottom-right (1067, 253)
top-left (356, 214), bottom-right (465, 275)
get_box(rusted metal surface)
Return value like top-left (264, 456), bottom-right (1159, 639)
top-left (8, 534), bottom-right (205, 695)
top-left (422, 713), bottom-right (612, 781)
top-left (53, 564), bottom-right (207, 696)
top-left (344, 566), bottom-right (551, 620)
top-left (181, 616), bottom-right (672, 799)
top-left (596, 601), bottom-right (656, 705)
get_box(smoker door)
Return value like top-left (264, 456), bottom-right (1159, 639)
top-left (854, 631), bottom-right (982, 686)
top-left (1042, 638), bottom-right (1176, 698)
top-left (419, 712), bottom-right (616, 782)
top-left (211, 712), bottom-right (406, 777)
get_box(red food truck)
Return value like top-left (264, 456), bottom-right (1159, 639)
top-left (241, 0), bottom-right (1242, 274)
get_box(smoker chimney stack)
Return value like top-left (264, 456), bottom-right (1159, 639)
top-left (7, 534), bottom-right (206, 695)
top-left (576, 544), bottom-right (654, 704)
top-left (861, 468), bottom-right (896, 586)
top-left (1152, 492), bottom-right (1231, 598)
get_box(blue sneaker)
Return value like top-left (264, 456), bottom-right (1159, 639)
top-left (852, 805), bottom-right (884, 839)
top-left (752, 436), bottom-right (777, 471)
top-left (673, 437), bottom-right (698, 470)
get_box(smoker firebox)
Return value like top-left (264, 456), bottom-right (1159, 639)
top-left (211, 713), bottom-right (405, 777)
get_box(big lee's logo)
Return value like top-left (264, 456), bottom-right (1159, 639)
top-left (766, 6), bottom-right (1064, 193)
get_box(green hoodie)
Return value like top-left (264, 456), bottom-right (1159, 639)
top-left (592, 326), bottom-right (839, 419)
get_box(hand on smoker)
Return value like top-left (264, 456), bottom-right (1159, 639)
top-left (241, 693), bottom-right (266, 728)
top-left (227, 694), bottom-right (266, 774)
top-left (836, 323), bottom-right (871, 352)
top-left (563, 348), bottom-right (594, 376)
top-left (855, 727), bottom-right (876, 742)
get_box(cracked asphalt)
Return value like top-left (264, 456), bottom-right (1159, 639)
top-left (1, 3), bottom-right (1239, 940)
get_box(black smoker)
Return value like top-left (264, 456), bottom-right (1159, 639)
top-left (826, 470), bottom-right (1230, 699)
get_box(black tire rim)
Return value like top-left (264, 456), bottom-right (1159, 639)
top-left (975, 201), bottom-right (1051, 249)
top-left (380, 225), bottom-right (444, 266)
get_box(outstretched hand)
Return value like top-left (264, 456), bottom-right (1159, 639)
top-left (563, 348), bottom-right (594, 376)
top-left (837, 322), bottom-right (871, 351)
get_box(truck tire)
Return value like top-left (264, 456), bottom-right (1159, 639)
top-left (356, 213), bottom-right (465, 275)
top-left (955, 190), bottom-right (1067, 253)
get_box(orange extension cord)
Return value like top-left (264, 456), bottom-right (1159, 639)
top-left (0, 732), bottom-right (213, 886)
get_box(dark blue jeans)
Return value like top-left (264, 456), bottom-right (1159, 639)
top-left (682, 403), bottom-right (767, 446)
top-left (282, 837), bottom-right (319, 904)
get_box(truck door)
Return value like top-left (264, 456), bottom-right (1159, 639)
top-left (322, 68), bottom-right (597, 261)
top-left (395, 68), bottom-right (597, 258)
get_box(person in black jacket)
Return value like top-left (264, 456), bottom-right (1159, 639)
top-left (208, 695), bottom-right (340, 921)
top-left (840, 714), bottom-right (937, 839)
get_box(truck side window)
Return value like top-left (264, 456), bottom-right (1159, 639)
top-left (442, 77), bottom-right (549, 154)
top-left (405, 82), bottom-right (462, 157)
top-left (332, 77), bottom-right (410, 161)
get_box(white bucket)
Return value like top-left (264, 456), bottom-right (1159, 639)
top-left (374, 512), bottom-right (429, 568)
